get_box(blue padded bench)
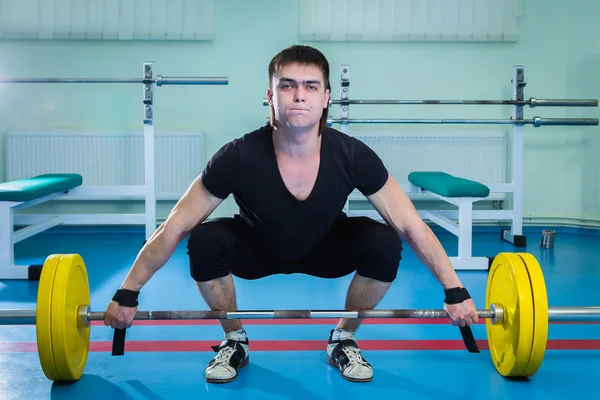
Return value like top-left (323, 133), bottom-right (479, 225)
top-left (0, 174), bottom-right (82, 279)
top-left (408, 172), bottom-right (490, 198)
top-left (408, 171), bottom-right (490, 270)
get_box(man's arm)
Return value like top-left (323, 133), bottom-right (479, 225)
top-left (120, 175), bottom-right (224, 291)
top-left (366, 174), bottom-right (463, 290)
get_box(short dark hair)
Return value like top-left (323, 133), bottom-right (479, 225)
top-left (268, 45), bottom-right (330, 135)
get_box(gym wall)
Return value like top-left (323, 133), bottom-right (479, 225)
top-left (0, 0), bottom-right (598, 227)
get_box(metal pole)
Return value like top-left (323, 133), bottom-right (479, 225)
top-left (143, 63), bottom-right (156, 240)
top-left (547, 307), bottom-right (600, 322)
top-left (325, 118), bottom-right (599, 126)
top-left (82, 306), bottom-right (600, 322)
top-left (532, 117), bottom-right (599, 126)
top-left (511, 66), bottom-right (525, 241)
top-left (0, 76), bottom-right (228, 85)
top-left (3, 306), bottom-right (600, 325)
top-left (86, 309), bottom-right (497, 321)
top-left (0, 308), bottom-right (496, 324)
top-left (262, 98), bottom-right (598, 107)
top-left (0, 309), bottom-right (36, 324)
top-left (530, 99), bottom-right (598, 107)
top-left (0, 78), bottom-right (145, 84)
top-left (156, 76), bottom-right (228, 86)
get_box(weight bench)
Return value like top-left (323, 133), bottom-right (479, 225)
top-left (0, 173), bottom-right (83, 280)
top-left (408, 171), bottom-right (490, 270)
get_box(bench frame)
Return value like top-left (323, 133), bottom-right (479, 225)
top-left (0, 189), bottom-right (72, 279)
top-left (410, 187), bottom-right (490, 270)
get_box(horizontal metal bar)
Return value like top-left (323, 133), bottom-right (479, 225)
top-left (530, 99), bottom-right (598, 107)
top-left (327, 118), bottom-right (599, 126)
top-left (86, 306), bottom-right (599, 322)
top-left (548, 307), bottom-right (600, 322)
top-left (532, 117), bottom-right (599, 126)
top-left (156, 76), bottom-right (228, 86)
top-left (0, 308), bottom-right (498, 324)
top-left (262, 98), bottom-right (598, 107)
top-left (86, 309), bottom-right (496, 321)
top-left (0, 78), bottom-right (142, 84)
top-left (5, 306), bottom-right (600, 325)
top-left (0, 76), bottom-right (228, 85)
top-left (0, 309), bottom-right (36, 324)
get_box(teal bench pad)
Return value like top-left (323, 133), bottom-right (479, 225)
top-left (0, 174), bottom-right (83, 202)
top-left (408, 171), bottom-right (490, 198)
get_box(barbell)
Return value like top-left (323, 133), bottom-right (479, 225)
top-left (264, 115), bottom-right (600, 127)
top-left (262, 97), bottom-right (599, 107)
top-left (0, 77), bottom-right (228, 85)
top-left (1, 252), bottom-right (599, 382)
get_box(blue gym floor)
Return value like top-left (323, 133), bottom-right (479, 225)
top-left (1, 225), bottom-right (599, 399)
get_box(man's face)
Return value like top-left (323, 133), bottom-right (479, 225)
top-left (268, 63), bottom-right (330, 131)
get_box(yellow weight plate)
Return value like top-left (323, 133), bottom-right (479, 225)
top-left (50, 254), bottom-right (91, 381)
top-left (36, 254), bottom-right (63, 381)
top-left (486, 252), bottom-right (534, 377)
top-left (518, 252), bottom-right (548, 376)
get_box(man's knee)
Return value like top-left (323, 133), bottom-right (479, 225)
top-left (358, 222), bottom-right (403, 282)
top-left (187, 220), bottom-right (232, 282)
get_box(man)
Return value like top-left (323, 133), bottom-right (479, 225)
top-left (104, 45), bottom-right (479, 384)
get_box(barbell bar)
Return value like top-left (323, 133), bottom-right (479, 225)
top-left (3, 306), bottom-right (600, 326)
top-left (262, 98), bottom-right (599, 107)
top-left (0, 252), bottom-right (596, 381)
top-left (0, 76), bottom-right (229, 85)
top-left (264, 116), bottom-right (599, 127)
top-left (80, 305), bottom-right (600, 323)
top-left (0, 304), bottom-right (600, 327)
top-left (0, 307), bottom-right (498, 325)
top-left (326, 117), bottom-right (599, 126)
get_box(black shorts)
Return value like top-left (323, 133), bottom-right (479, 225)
top-left (186, 214), bottom-right (402, 283)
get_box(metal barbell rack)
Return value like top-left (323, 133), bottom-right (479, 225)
top-left (0, 65), bottom-right (228, 240)
top-left (262, 64), bottom-right (599, 251)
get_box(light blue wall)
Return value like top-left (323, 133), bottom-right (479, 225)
top-left (0, 0), bottom-right (598, 224)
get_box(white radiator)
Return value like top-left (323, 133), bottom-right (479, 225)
top-left (5, 130), bottom-right (507, 201)
top-left (350, 131), bottom-right (508, 196)
top-left (6, 130), bottom-right (206, 200)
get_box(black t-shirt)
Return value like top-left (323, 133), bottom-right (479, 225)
top-left (201, 124), bottom-right (389, 261)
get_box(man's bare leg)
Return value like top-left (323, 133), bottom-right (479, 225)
top-left (337, 272), bottom-right (392, 332)
top-left (327, 273), bottom-right (391, 382)
top-left (195, 273), bottom-right (248, 383)
top-left (195, 273), bottom-right (242, 333)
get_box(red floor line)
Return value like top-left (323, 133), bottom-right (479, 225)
top-left (87, 319), bottom-right (600, 326)
top-left (2, 339), bottom-right (600, 353)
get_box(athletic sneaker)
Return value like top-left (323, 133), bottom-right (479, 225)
top-left (326, 328), bottom-right (373, 382)
top-left (205, 329), bottom-right (249, 383)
